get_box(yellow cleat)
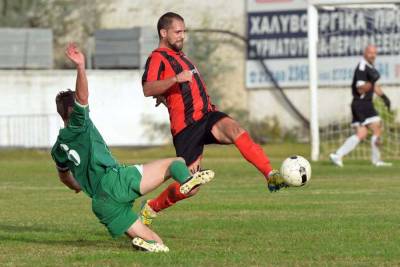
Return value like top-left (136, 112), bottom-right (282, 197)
top-left (139, 200), bottom-right (157, 226)
top-left (179, 169), bottom-right (215, 195)
top-left (267, 170), bottom-right (288, 192)
top-left (131, 237), bottom-right (169, 252)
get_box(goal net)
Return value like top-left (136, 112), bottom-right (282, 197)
top-left (309, 1), bottom-right (400, 161)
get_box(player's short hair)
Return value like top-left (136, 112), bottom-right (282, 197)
top-left (157, 12), bottom-right (184, 39)
top-left (56, 89), bottom-right (75, 121)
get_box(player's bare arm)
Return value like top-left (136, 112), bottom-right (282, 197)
top-left (58, 170), bottom-right (81, 193)
top-left (65, 43), bottom-right (88, 105)
top-left (143, 77), bottom-right (176, 97)
top-left (143, 70), bottom-right (193, 97)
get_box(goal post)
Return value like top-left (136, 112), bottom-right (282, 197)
top-left (307, 0), bottom-right (400, 161)
top-left (307, 3), bottom-right (319, 161)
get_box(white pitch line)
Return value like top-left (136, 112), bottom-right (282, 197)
top-left (0, 185), bottom-right (66, 190)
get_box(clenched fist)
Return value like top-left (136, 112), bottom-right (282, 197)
top-left (175, 70), bottom-right (193, 83)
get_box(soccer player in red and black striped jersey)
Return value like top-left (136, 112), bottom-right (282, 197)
top-left (140, 12), bottom-right (286, 225)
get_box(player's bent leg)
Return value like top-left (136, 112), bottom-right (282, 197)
top-left (211, 118), bottom-right (272, 179)
top-left (140, 159), bottom-right (211, 225)
top-left (139, 158), bottom-right (188, 226)
top-left (211, 117), bottom-right (272, 183)
top-left (141, 171), bottom-right (215, 226)
top-left (126, 220), bottom-right (169, 252)
top-left (233, 131), bottom-right (273, 178)
top-left (331, 126), bottom-right (366, 167)
top-left (211, 117), bottom-right (273, 179)
top-left (211, 117), bottom-right (244, 144)
top-left (140, 157), bottom-right (184, 195)
top-left (126, 219), bottom-right (163, 243)
top-left (166, 159), bottom-right (215, 193)
top-left (145, 181), bottom-right (191, 218)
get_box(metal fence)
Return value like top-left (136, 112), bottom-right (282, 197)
top-left (0, 114), bottom-right (61, 148)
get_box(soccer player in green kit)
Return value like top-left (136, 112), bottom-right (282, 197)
top-left (51, 43), bottom-right (214, 252)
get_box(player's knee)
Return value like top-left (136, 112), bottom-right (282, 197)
top-left (235, 126), bottom-right (246, 137)
top-left (229, 125), bottom-right (245, 142)
top-left (374, 126), bottom-right (382, 136)
top-left (168, 157), bottom-right (186, 167)
top-left (175, 157), bottom-right (186, 164)
top-left (357, 132), bottom-right (367, 140)
top-left (356, 128), bottom-right (368, 140)
top-left (373, 130), bottom-right (381, 137)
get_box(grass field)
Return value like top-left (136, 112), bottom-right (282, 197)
top-left (1, 144), bottom-right (399, 266)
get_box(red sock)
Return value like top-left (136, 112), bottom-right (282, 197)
top-left (148, 181), bottom-right (189, 212)
top-left (234, 132), bottom-right (272, 178)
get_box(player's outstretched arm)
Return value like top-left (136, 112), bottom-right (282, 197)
top-left (58, 170), bottom-right (81, 193)
top-left (65, 43), bottom-right (88, 106)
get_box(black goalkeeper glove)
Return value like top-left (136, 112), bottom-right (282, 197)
top-left (381, 94), bottom-right (391, 111)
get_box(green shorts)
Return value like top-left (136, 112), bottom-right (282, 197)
top-left (92, 165), bottom-right (143, 237)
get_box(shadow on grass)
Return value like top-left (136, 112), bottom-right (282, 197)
top-left (0, 224), bottom-right (129, 250)
top-left (0, 223), bottom-right (105, 236)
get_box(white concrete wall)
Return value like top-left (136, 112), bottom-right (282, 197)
top-left (0, 70), bottom-right (170, 147)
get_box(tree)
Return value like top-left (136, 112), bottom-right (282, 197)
top-left (0, 0), bottom-right (111, 68)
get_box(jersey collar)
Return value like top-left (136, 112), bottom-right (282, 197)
top-left (155, 47), bottom-right (184, 56)
top-left (360, 57), bottom-right (373, 68)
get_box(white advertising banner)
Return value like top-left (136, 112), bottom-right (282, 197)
top-left (246, 0), bottom-right (400, 88)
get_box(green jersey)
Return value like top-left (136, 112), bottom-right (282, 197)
top-left (51, 101), bottom-right (118, 197)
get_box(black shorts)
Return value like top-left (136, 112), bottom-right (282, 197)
top-left (351, 100), bottom-right (380, 126)
top-left (173, 111), bottom-right (229, 166)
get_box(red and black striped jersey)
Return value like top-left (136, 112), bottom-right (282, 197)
top-left (142, 47), bottom-right (215, 136)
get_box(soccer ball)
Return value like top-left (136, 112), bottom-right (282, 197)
top-left (280, 155), bottom-right (311, 187)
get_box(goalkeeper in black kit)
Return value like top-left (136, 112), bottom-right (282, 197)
top-left (330, 45), bottom-right (392, 167)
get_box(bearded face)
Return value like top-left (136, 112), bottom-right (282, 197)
top-left (161, 19), bottom-right (185, 52)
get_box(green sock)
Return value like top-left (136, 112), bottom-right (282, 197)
top-left (169, 160), bottom-right (190, 184)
